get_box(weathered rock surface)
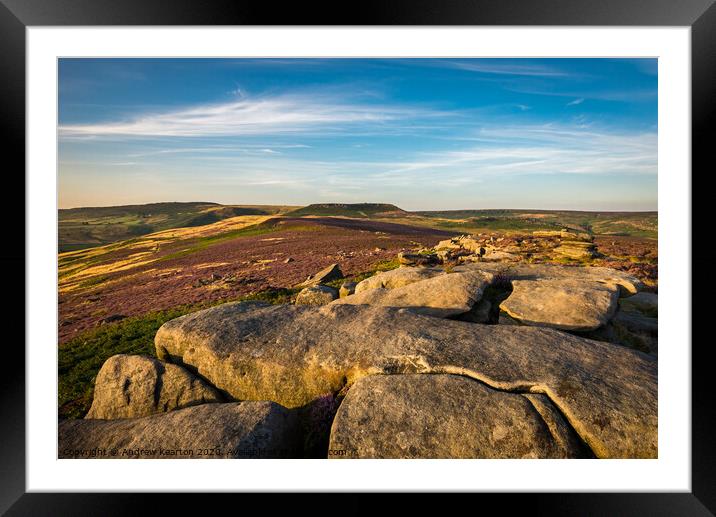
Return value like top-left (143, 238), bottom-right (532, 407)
top-left (329, 374), bottom-right (590, 458)
top-left (354, 267), bottom-right (443, 293)
top-left (620, 292), bottom-right (658, 317)
top-left (61, 402), bottom-right (301, 458)
top-left (155, 301), bottom-right (657, 458)
top-left (454, 262), bottom-right (643, 296)
top-left (86, 354), bottom-right (222, 419)
top-left (298, 263), bottom-right (342, 287)
top-left (588, 309), bottom-right (658, 356)
top-left (500, 279), bottom-right (620, 331)
top-left (330, 271), bottom-right (493, 318)
top-left (295, 285), bottom-right (338, 306)
top-left (339, 282), bottom-right (357, 298)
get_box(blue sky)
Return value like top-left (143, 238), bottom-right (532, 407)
top-left (58, 58), bottom-right (657, 210)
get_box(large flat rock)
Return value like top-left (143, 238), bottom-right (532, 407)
top-left (354, 266), bottom-right (443, 293)
top-left (329, 374), bottom-right (590, 458)
top-left (500, 279), bottom-right (620, 331)
top-left (454, 262), bottom-right (643, 296)
top-left (155, 301), bottom-right (657, 458)
top-left (330, 270), bottom-right (493, 318)
top-left (60, 402), bottom-right (301, 458)
top-left (86, 354), bottom-right (222, 419)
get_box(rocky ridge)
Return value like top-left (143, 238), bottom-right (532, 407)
top-left (60, 238), bottom-right (658, 459)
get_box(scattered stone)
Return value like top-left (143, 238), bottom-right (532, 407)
top-left (60, 402), bottom-right (301, 458)
top-left (298, 263), bottom-right (342, 287)
top-left (331, 270), bottom-right (493, 318)
top-left (86, 354), bottom-right (222, 419)
top-left (329, 374), bottom-right (589, 458)
top-left (500, 279), bottom-right (619, 331)
top-left (295, 285), bottom-right (338, 306)
top-left (155, 301), bottom-right (658, 458)
top-left (283, 257), bottom-right (294, 263)
top-left (339, 282), bottom-right (357, 298)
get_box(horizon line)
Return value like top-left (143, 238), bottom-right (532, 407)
top-left (58, 200), bottom-right (658, 213)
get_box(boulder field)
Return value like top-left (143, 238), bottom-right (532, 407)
top-left (60, 261), bottom-right (658, 459)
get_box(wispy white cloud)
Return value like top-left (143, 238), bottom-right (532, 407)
top-left (566, 98), bottom-right (585, 106)
top-left (507, 85), bottom-right (656, 102)
top-left (369, 124), bottom-right (656, 181)
top-left (58, 93), bottom-right (450, 139)
top-left (449, 61), bottom-right (570, 77)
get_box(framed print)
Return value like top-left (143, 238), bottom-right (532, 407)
top-left (3, 0), bottom-right (712, 513)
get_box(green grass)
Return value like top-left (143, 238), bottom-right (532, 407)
top-left (59, 309), bottom-right (186, 420)
top-left (58, 287), bottom-right (300, 420)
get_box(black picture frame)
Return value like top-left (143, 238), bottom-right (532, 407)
top-left (2, 0), bottom-right (710, 514)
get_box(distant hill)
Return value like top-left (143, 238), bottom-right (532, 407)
top-left (58, 202), bottom-right (297, 252)
top-left (413, 209), bottom-right (658, 239)
top-left (288, 203), bottom-right (407, 218)
top-left (58, 201), bottom-right (657, 252)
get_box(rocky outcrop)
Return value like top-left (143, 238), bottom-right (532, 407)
top-left (330, 270), bottom-right (493, 318)
top-left (155, 301), bottom-right (657, 458)
top-left (533, 229), bottom-right (592, 241)
top-left (436, 235), bottom-right (483, 253)
top-left (295, 285), bottom-right (338, 306)
top-left (86, 354), bottom-right (222, 419)
top-left (554, 240), bottom-right (598, 259)
top-left (481, 250), bottom-right (520, 262)
top-left (60, 402), bottom-right (301, 458)
top-left (397, 251), bottom-right (439, 267)
top-left (500, 279), bottom-right (620, 331)
top-left (297, 263), bottom-right (342, 287)
top-left (329, 374), bottom-right (590, 458)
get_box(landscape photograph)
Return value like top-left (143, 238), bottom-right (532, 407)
top-left (57, 58), bottom-right (658, 459)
